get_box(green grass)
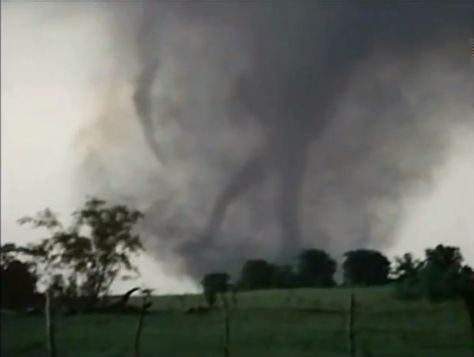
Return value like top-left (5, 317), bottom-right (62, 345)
top-left (2, 287), bottom-right (473, 356)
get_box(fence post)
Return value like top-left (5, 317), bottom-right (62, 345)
top-left (134, 293), bottom-right (152, 357)
top-left (460, 289), bottom-right (474, 357)
top-left (224, 296), bottom-right (231, 357)
top-left (348, 292), bottom-right (355, 357)
top-left (45, 289), bottom-right (57, 357)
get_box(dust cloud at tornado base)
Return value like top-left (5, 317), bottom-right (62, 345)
top-left (77, 3), bottom-right (474, 279)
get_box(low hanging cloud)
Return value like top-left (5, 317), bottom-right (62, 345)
top-left (76, 3), bottom-right (474, 279)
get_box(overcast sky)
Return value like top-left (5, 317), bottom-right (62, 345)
top-left (1, 2), bottom-right (472, 293)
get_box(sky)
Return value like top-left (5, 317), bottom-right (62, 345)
top-left (1, 2), bottom-right (473, 293)
top-left (1, 2), bottom-right (197, 293)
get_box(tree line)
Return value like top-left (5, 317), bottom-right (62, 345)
top-left (1, 198), bottom-right (146, 313)
top-left (1, 197), bottom-right (473, 313)
top-left (202, 246), bottom-right (474, 306)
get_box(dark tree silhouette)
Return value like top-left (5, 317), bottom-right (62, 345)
top-left (343, 250), bottom-right (390, 286)
top-left (297, 249), bottom-right (336, 287)
top-left (271, 265), bottom-right (297, 289)
top-left (392, 253), bottom-right (422, 282)
top-left (393, 245), bottom-right (474, 303)
top-left (0, 243), bottom-right (18, 267)
top-left (238, 259), bottom-right (275, 290)
top-left (425, 245), bottom-right (463, 268)
top-left (0, 259), bottom-right (37, 311)
top-left (458, 267), bottom-right (474, 345)
top-left (202, 272), bottom-right (229, 307)
top-left (17, 198), bottom-right (144, 306)
top-left (420, 245), bottom-right (467, 302)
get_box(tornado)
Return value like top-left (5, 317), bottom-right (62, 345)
top-left (80, 2), bottom-right (473, 278)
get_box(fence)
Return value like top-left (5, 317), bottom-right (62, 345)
top-left (2, 289), bottom-right (474, 357)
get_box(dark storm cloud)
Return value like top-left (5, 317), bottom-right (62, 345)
top-left (98, 2), bottom-right (473, 279)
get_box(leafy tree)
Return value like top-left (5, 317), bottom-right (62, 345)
top-left (0, 259), bottom-right (38, 311)
top-left (393, 245), bottom-right (474, 302)
top-left (17, 197), bottom-right (144, 303)
top-left (71, 198), bottom-right (144, 300)
top-left (460, 270), bottom-right (474, 345)
top-left (418, 247), bottom-right (474, 338)
top-left (0, 243), bottom-right (19, 267)
top-left (296, 249), bottom-right (336, 287)
top-left (201, 272), bottom-right (229, 307)
top-left (271, 264), bottom-right (297, 289)
top-left (459, 266), bottom-right (474, 293)
top-left (425, 244), bottom-right (463, 268)
top-left (238, 259), bottom-right (274, 290)
top-left (392, 253), bottom-right (424, 300)
top-left (202, 273), bottom-right (229, 293)
top-left (420, 245), bottom-right (466, 302)
top-left (343, 249), bottom-right (390, 286)
top-left (392, 253), bottom-right (422, 282)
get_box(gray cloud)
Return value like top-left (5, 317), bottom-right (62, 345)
top-left (80, 2), bottom-right (473, 279)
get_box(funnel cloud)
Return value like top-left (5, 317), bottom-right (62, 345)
top-left (78, 3), bottom-right (473, 279)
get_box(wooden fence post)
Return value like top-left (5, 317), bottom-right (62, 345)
top-left (224, 296), bottom-right (231, 357)
top-left (45, 289), bottom-right (57, 357)
top-left (134, 293), bottom-right (152, 357)
top-left (348, 292), bottom-right (355, 357)
top-left (460, 289), bottom-right (474, 357)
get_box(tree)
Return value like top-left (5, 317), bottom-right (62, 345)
top-left (0, 259), bottom-right (38, 311)
top-left (459, 266), bottom-right (474, 293)
top-left (0, 243), bottom-right (19, 267)
top-left (238, 259), bottom-right (274, 290)
top-left (296, 249), bottom-right (336, 287)
top-left (458, 266), bottom-right (474, 343)
top-left (410, 245), bottom-right (474, 340)
top-left (425, 244), bottom-right (463, 268)
top-left (17, 197), bottom-right (144, 304)
top-left (201, 272), bottom-right (229, 307)
top-left (271, 264), bottom-right (297, 289)
top-left (392, 253), bottom-right (424, 300)
top-left (392, 253), bottom-right (422, 282)
top-left (420, 245), bottom-right (466, 302)
top-left (393, 245), bottom-right (474, 303)
top-left (71, 198), bottom-right (144, 300)
top-left (343, 249), bottom-right (390, 286)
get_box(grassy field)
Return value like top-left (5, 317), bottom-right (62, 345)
top-left (1, 287), bottom-right (473, 356)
